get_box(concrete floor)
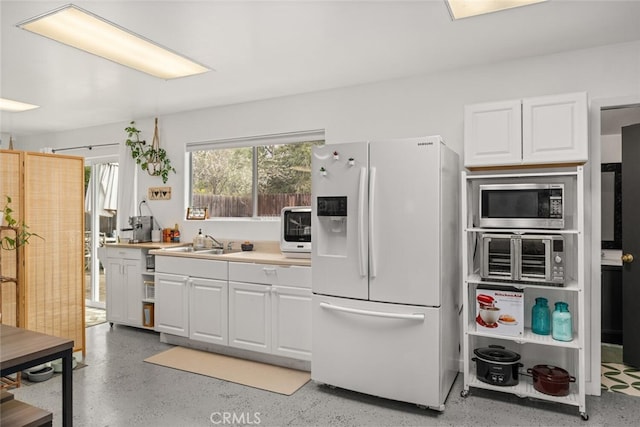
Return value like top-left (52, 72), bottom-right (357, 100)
top-left (12, 323), bottom-right (640, 427)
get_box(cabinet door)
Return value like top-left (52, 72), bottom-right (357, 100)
top-left (189, 277), bottom-right (228, 345)
top-left (522, 92), bottom-right (588, 165)
top-left (228, 281), bottom-right (271, 353)
top-left (464, 100), bottom-right (522, 167)
top-left (155, 273), bottom-right (189, 337)
top-left (106, 258), bottom-right (125, 324)
top-left (272, 286), bottom-right (312, 361)
top-left (124, 259), bottom-right (143, 327)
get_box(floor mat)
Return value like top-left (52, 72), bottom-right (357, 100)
top-left (601, 363), bottom-right (640, 396)
top-left (144, 346), bottom-right (310, 395)
top-left (85, 307), bottom-right (106, 327)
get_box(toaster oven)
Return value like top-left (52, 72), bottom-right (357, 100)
top-left (480, 233), bottom-right (565, 285)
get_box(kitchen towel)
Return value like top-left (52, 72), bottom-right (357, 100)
top-left (144, 346), bottom-right (310, 395)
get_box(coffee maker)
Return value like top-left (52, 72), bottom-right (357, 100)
top-left (129, 216), bottom-right (153, 243)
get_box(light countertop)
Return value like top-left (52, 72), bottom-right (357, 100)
top-left (147, 240), bottom-right (311, 267)
top-left (105, 242), bottom-right (188, 250)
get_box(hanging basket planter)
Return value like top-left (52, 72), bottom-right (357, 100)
top-left (125, 118), bottom-right (176, 184)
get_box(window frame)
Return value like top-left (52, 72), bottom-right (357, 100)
top-left (186, 129), bottom-right (325, 220)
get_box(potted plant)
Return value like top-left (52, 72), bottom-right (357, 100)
top-left (1, 196), bottom-right (42, 250)
top-left (125, 119), bottom-right (176, 184)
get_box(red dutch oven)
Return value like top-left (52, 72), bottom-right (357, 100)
top-left (528, 364), bottom-right (576, 396)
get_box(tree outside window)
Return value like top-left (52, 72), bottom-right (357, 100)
top-left (191, 140), bottom-right (322, 218)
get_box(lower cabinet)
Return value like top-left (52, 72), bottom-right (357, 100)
top-left (271, 285), bottom-right (312, 360)
top-left (155, 256), bottom-right (227, 339)
top-left (601, 265), bottom-right (622, 345)
top-left (155, 272), bottom-right (189, 337)
top-left (228, 262), bottom-right (312, 361)
top-left (229, 281), bottom-right (271, 352)
top-left (190, 277), bottom-right (228, 345)
top-left (105, 247), bottom-right (147, 328)
top-left (155, 256), bottom-right (311, 362)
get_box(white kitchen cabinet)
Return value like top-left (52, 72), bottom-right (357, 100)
top-left (464, 99), bottom-right (522, 167)
top-left (106, 247), bottom-right (146, 328)
top-left (461, 168), bottom-right (588, 420)
top-left (228, 262), bottom-right (312, 360)
top-left (464, 92), bottom-right (587, 168)
top-left (229, 281), bottom-right (271, 352)
top-left (155, 255), bottom-right (228, 341)
top-left (155, 272), bottom-right (189, 337)
top-left (190, 277), bottom-right (228, 345)
top-left (272, 285), bottom-right (312, 361)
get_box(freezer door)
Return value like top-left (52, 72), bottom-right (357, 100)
top-left (368, 138), bottom-right (442, 306)
top-left (312, 142), bottom-right (369, 299)
top-left (311, 295), bottom-right (445, 408)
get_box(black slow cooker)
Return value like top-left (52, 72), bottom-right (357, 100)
top-left (473, 345), bottom-right (522, 386)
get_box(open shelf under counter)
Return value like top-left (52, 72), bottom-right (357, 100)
top-left (466, 376), bottom-right (581, 407)
top-left (466, 323), bottom-right (581, 349)
top-left (466, 274), bottom-right (580, 292)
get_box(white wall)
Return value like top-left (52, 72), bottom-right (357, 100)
top-left (601, 134), bottom-right (622, 163)
top-left (17, 40), bottom-right (640, 243)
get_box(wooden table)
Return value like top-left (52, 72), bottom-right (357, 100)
top-left (0, 324), bottom-right (74, 426)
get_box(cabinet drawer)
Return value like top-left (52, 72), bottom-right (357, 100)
top-left (229, 262), bottom-right (311, 288)
top-left (106, 247), bottom-right (142, 259)
top-left (155, 256), bottom-right (227, 280)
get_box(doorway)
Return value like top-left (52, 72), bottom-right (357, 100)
top-left (84, 160), bottom-right (119, 310)
top-left (599, 104), bottom-right (640, 368)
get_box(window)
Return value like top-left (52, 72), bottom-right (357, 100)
top-left (188, 130), bottom-right (324, 218)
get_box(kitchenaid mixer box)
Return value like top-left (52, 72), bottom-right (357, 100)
top-left (476, 288), bottom-right (524, 337)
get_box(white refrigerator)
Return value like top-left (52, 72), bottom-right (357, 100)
top-left (311, 136), bottom-right (460, 411)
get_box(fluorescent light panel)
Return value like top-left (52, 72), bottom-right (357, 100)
top-left (17, 4), bottom-right (210, 79)
top-left (446, 0), bottom-right (547, 20)
top-left (0, 98), bottom-right (40, 112)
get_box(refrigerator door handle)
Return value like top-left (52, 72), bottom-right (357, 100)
top-left (369, 166), bottom-right (377, 278)
top-left (358, 166), bottom-right (367, 277)
top-left (319, 302), bottom-right (425, 321)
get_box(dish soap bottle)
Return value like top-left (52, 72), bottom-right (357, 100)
top-left (552, 301), bottom-right (573, 341)
top-left (173, 223), bottom-right (180, 243)
top-left (532, 297), bottom-right (551, 335)
top-left (194, 229), bottom-right (205, 249)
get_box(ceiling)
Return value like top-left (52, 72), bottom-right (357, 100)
top-left (2, 0), bottom-right (640, 138)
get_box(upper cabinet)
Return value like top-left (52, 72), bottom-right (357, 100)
top-left (464, 92), bottom-right (588, 168)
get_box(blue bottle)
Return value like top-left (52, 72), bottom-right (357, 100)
top-left (552, 301), bottom-right (573, 342)
top-left (532, 297), bottom-right (551, 335)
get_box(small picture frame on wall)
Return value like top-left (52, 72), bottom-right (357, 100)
top-left (186, 207), bottom-right (209, 220)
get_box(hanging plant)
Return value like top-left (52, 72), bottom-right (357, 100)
top-left (125, 118), bottom-right (176, 183)
top-left (1, 196), bottom-right (42, 250)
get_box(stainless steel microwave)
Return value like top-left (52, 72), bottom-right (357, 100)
top-left (479, 183), bottom-right (564, 229)
top-left (480, 233), bottom-right (565, 285)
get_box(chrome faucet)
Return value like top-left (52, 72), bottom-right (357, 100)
top-left (226, 241), bottom-right (235, 252)
top-left (204, 235), bottom-right (224, 249)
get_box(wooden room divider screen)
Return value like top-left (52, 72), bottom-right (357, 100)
top-left (0, 149), bottom-right (85, 356)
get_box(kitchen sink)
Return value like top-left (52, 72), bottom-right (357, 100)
top-left (162, 246), bottom-right (224, 254)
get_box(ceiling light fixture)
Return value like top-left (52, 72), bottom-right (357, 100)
top-left (0, 98), bottom-right (40, 112)
top-left (17, 4), bottom-right (210, 79)
top-left (446, 0), bottom-right (548, 20)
